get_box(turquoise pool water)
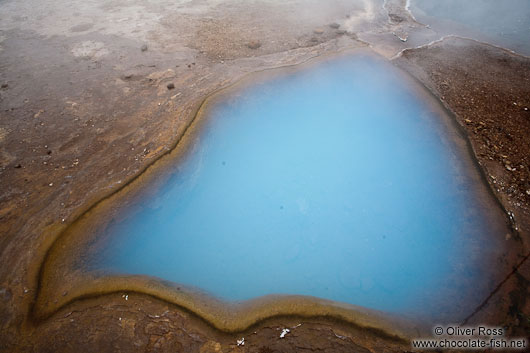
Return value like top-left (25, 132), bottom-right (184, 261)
top-left (88, 53), bottom-right (505, 322)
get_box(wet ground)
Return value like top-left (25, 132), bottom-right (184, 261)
top-left (409, 0), bottom-right (530, 55)
top-left (0, 0), bottom-right (529, 352)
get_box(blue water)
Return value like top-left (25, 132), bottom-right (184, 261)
top-left (411, 0), bottom-right (530, 55)
top-left (89, 54), bottom-right (502, 321)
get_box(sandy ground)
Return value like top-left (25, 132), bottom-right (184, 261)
top-left (0, 0), bottom-right (529, 351)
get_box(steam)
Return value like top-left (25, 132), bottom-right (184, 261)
top-left (343, 0), bottom-right (382, 31)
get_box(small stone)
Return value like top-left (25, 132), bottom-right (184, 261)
top-left (313, 28), bottom-right (325, 35)
top-left (1, 83), bottom-right (8, 89)
top-left (123, 73), bottom-right (133, 79)
top-left (14, 164), bottom-right (22, 168)
top-left (167, 83), bottom-right (175, 90)
top-left (140, 44), bottom-right (148, 52)
top-left (336, 29), bottom-right (347, 35)
top-left (34, 109), bottom-right (44, 119)
top-left (49, 183), bottom-right (53, 187)
top-left (526, 190), bottom-right (530, 195)
top-left (247, 40), bottom-right (261, 49)
top-left (329, 22), bottom-right (340, 29)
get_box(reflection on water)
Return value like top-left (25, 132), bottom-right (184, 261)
top-left (87, 53), bottom-right (506, 323)
top-left (410, 0), bottom-right (530, 55)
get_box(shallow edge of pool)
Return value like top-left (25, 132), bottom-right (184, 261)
top-left (29, 46), bottom-right (512, 340)
top-left (34, 271), bottom-right (420, 341)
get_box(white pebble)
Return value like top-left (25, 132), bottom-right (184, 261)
top-left (280, 328), bottom-right (290, 338)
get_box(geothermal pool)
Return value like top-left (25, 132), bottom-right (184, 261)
top-left (85, 53), bottom-right (506, 323)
